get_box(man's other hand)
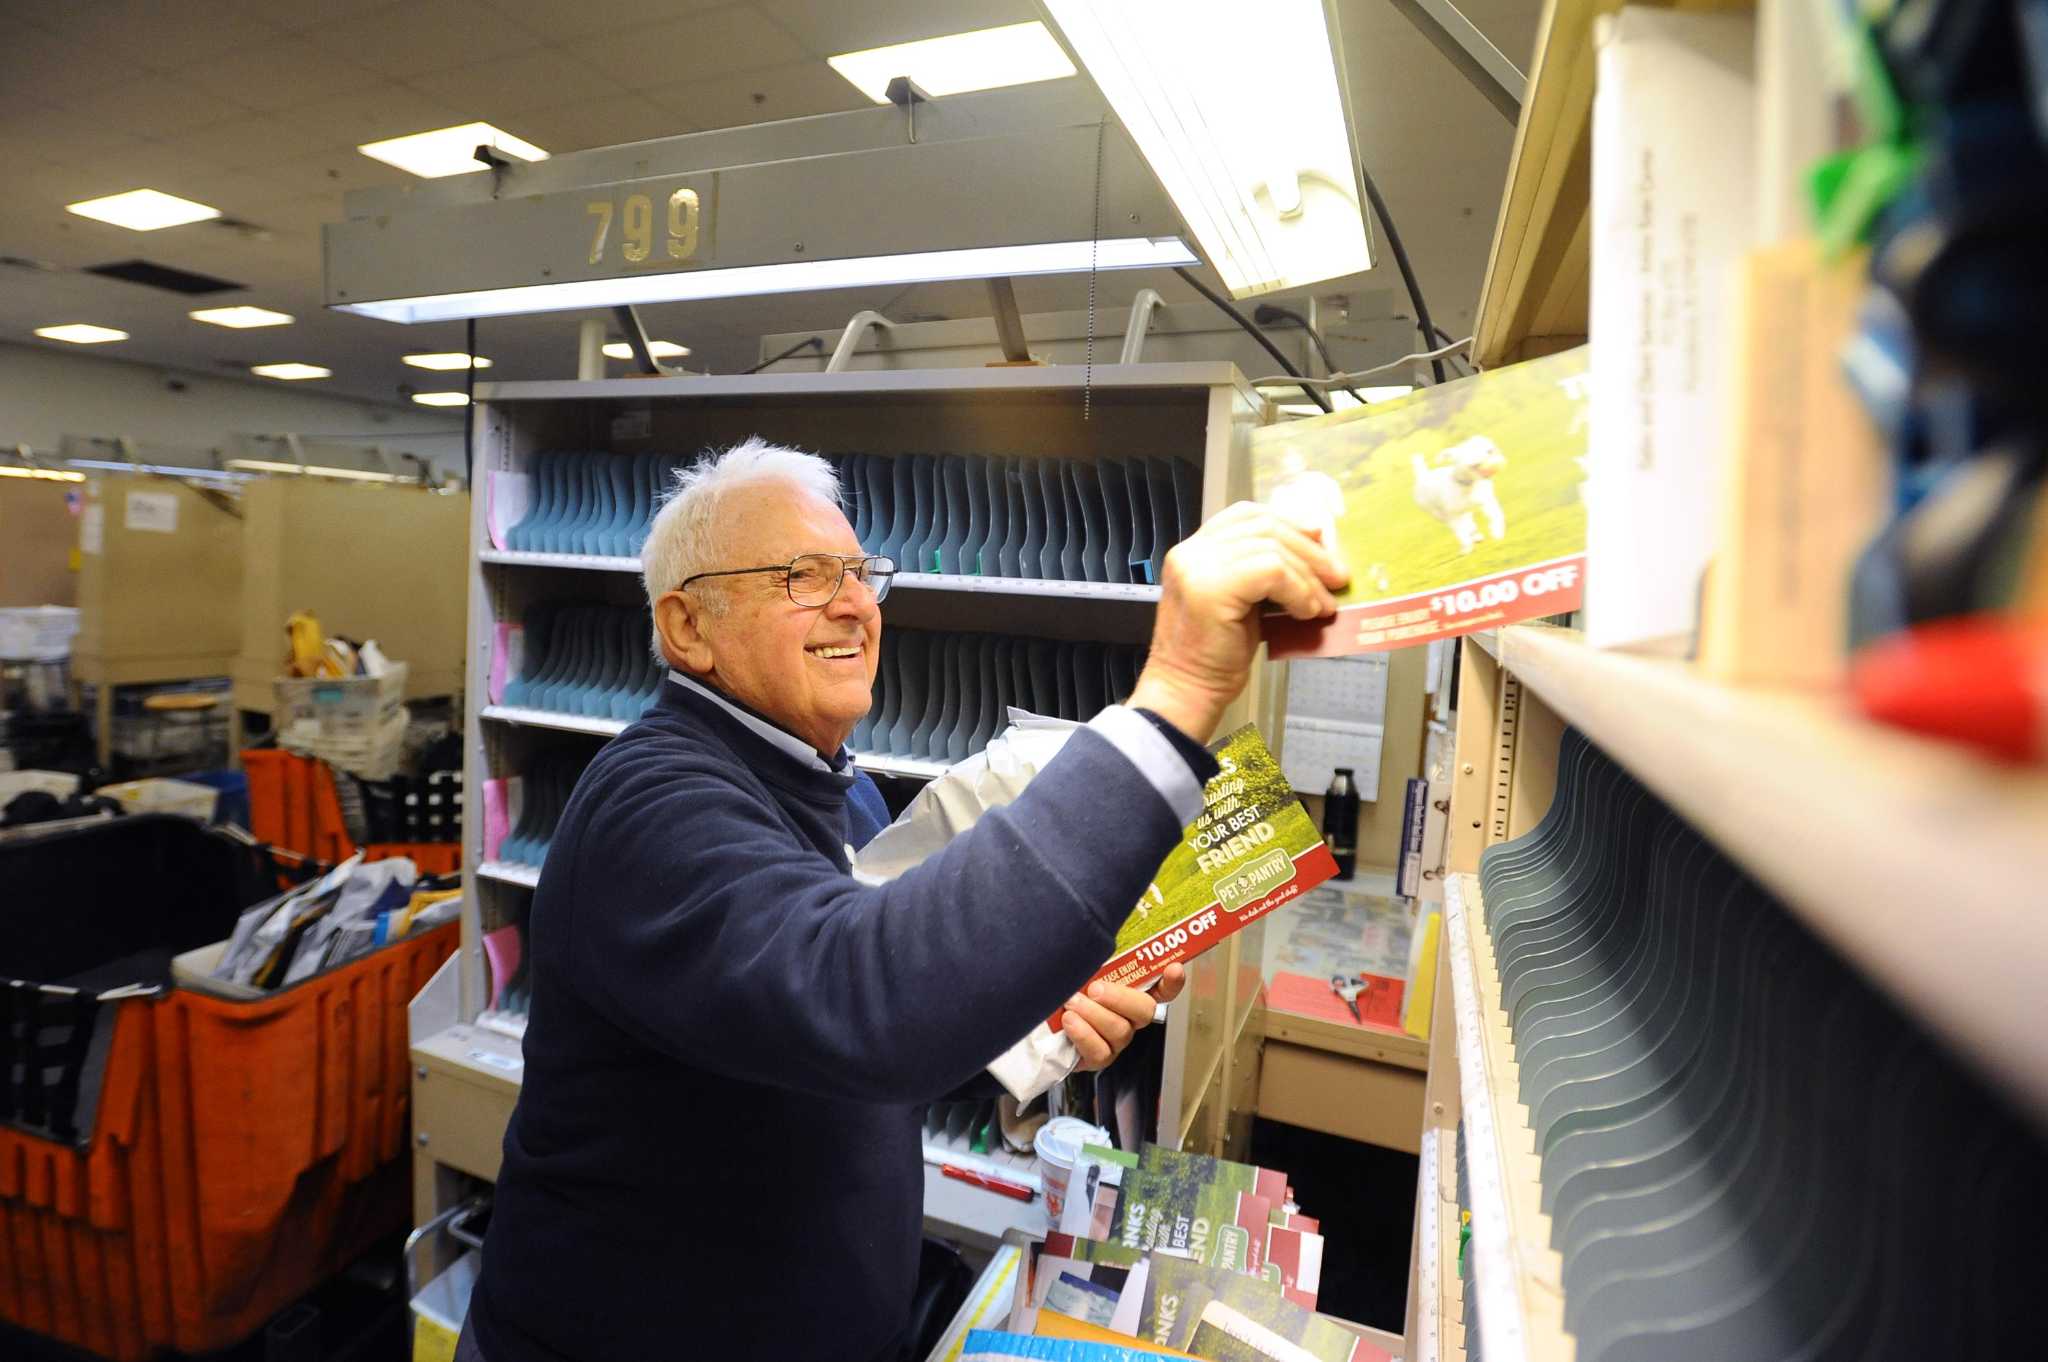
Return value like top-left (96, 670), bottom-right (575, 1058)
top-left (1062, 964), bottom-right (1187, 1072)
top-left (1128, 503), bottom-right (1348, 743)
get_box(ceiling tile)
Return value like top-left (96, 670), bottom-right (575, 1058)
top-left (297, 0), bottom-right (544, 80)
top-left (49, 75), bottom-right (254, 137)
top-left (175, 35), bottom-right (385, 112)
top-left (513, 95), bottom-right (687, 153)
top-left (258, 147), bottom-right (418, 198)
top-left (0, 29), bottom-right (148, 104)
top-left (32, 2), bottom-right (284, 72)
top-left (270, 84), bottom-right (470, 149)
top-left (567, 6), bottom-right (808, 89)
top-left (480, 0), bottom-right (728, 43)
top-left (402, 47), bottom-right (617, 120)
top-left (266, 0), bottom-right (403, 30)
top-left (163, 116), bottom-right (311, 173)
top-left (644, 61), bottom-right (868, 134)
top-left (758, 0), bottom-right (1037, 59)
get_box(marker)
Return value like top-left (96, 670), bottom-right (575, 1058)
top-left (1849, 615), bottom-right (2048, 762)
top-left (940, 1165), bottom-right (1036, 1201)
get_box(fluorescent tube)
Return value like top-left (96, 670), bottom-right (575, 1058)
top-left (1041, 0), bottom-right (1372, 297)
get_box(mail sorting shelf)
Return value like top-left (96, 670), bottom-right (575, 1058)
top-left (1403, 630), bottom-right (2048, 1362)
top-left (422, 365), bottom-right (1283, 1260)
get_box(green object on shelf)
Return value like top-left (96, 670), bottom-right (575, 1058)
top-left (1810, 141), bottom-right (1925, 256)
top-left (1805, 22), bottom-right (1924, 255)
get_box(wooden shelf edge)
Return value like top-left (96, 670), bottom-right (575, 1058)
top-left (1495, 623), bottom-right (2048, 1125)
top-left (1260, 1009), bottom-right (1429, 1070)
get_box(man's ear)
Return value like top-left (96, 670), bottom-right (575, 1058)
top-left (654, 591), bottom-right (716, 675)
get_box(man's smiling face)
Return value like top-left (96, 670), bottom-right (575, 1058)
top-left (682, 482), bottom-right (881, 755)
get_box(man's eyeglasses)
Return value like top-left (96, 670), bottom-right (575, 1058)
top-left (679, 553), bottom-right (897, 607)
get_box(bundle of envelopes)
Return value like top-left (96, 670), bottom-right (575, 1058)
top-left (851, 628), bottom-right (1146, 763)
top-left (991, 1141), bottom-right (1390, 1362)
top-left (210, 855), bottom-right (461, 991)
top-left (1469, 730), bottom-right (2042, 1362)
top-left (502, 601), bottom-right (663, 721)
top-left (831, 453), bottom-right (1202, 584)
top-left (506, 451), bottom-right (686, 557)
top-left (491, 750), bottom-right (584, 870)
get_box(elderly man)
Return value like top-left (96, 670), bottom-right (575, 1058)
top-left (463, 437), bottom-right (1344, 1362)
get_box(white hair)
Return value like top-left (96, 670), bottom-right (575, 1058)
top-left (643, 436), bottom-right (842, 655)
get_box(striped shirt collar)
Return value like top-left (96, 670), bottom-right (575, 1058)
top-left (665, 669), bottom-right (847, 775)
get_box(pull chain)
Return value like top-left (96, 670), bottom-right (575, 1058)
top-left (1084, 119), bottom-right (1105, 422)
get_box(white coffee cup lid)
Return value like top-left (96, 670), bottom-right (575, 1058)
top-left (1033, 1116), bottom-right (1113, 1169)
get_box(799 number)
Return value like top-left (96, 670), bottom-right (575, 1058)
top-left (586, 188), bottom-right (701, 266)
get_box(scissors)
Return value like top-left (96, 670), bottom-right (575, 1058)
top-left (1330, 974), bottom-right (1364, 1022)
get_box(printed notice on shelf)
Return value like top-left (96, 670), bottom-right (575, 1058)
top-left (1254, 347), bottom-right (1590, 657)
top-left (80, 504), bottom-right (105, 555)
top-left (1281, 655), bottom-right (1386, 797)
top-left (486, 470), bottom-right (531, 552)
top-left (124, 489), bottom-right (179, 534)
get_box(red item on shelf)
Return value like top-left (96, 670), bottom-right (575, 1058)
top-left (1849, 616), bottom-right (2048, 762)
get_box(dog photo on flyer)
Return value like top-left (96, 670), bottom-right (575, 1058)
top-left (1254, 346), bottom-right (1590, 658)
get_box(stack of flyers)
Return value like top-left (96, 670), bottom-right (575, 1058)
top-left (1111, 1146), bottom-right (1322, 1301)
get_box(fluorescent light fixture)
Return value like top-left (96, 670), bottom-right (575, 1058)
top-left (337, 236), bottom-right (1196, 324)
top-left (1041, 0), bottom-right (1372, 297)
top-left (411, 391), bottom-right (470, 407)
top-left (403, 352), bottom-right (491, 370)
top-left (0, 464), bottom-right (85, 481)
top-left (191, 305), bottom-right (295, 328)
top-left (828, 22), bottom-right (1076, 103)
top-left (359, 122), bottom-right (548, 179)
top-left (35, 323), bottom-right (129, 344)
top-left (251, 362), bottom-right (331, 380)
top-left (65, 188), bottom-right (222, 231)
top-left (602, 340), bottom-right (690, 360)
top-left (226, 458), bottom-right (414, 484)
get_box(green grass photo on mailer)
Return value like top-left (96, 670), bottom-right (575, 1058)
top-left (1254, 347), bottom-right (1590, 657)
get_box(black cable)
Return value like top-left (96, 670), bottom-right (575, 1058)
top-left (1359, 167), bottom-right (1446, 383)
top-left (744, 335), bottom-right (824, 374)
top-left (463, 317), bottom-right (477, 488)
top-left (1251, 303), bottom-right (1371, 407)
top-left (1173, 267), bottom-right (1332, 413)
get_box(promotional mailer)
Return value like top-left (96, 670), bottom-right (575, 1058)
top-left (1070, 724), bottom-right (1337, 1007)
top-left (1254, 346), bottom-right (1591, 657)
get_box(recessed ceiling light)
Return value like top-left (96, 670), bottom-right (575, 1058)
top-left (66, 189), bottom-right (222, 231)
top-left (601, 340), bottom-right (689, 360)
top-left (412, 391), bottom-right (470, 407)
top-left (251, 362), bottom-right (331, 380)
top-left (190, 305), bottom-right (295, 328)
top-left (359, 122), bottom-right (548, 179)
top-left (828, 22), bottom-right (1077, 103)
top-left (0, 466), bottom-right (86, 483)
top-left (35, 323), bottom-right (129, 344)
top-left (403, 352), bottom-right (491, 370)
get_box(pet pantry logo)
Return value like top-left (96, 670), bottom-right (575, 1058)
top-left (1252, 346), bottom-right (1591, 658)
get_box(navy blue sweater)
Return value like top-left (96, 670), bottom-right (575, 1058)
top-left (470, 678), bottom-right (1211, 1362)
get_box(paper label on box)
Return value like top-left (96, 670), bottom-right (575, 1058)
top-left (80, 504), bottom-right (104, 555)
top-left (123, 489), bottom-right (179, 533)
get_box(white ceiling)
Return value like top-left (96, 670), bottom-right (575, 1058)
top-left (0, 0), bottom-right (1535, 408)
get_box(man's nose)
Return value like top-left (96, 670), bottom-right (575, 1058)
top-left (828, 568), bottom-right (878, 617)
